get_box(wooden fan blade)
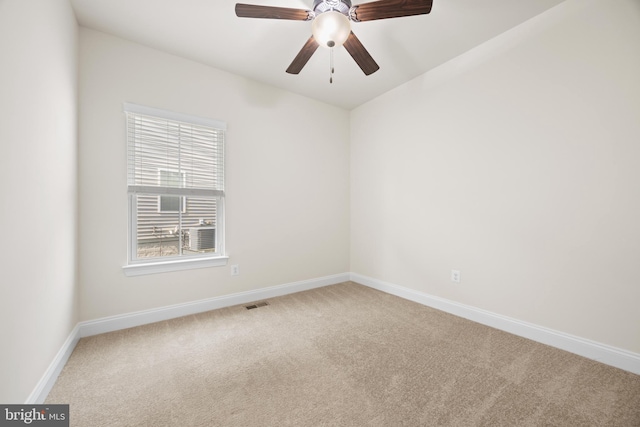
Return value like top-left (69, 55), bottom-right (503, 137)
top-left (286, 36), bottom-right (320, 74)
top-left (235, 3), bottom-right (311, 20)
top-left (351, 0), bottom-right (433, 22)
top-left (343, 32), bottom-right (380, 75)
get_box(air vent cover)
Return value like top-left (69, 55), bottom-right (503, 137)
top-left (245, 301), bottom-right (269, 310)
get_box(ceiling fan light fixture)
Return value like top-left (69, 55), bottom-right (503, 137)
top-left (312, 11), bottom-right (351, 48)
top-left (236, 0), bottom-right (433, 76)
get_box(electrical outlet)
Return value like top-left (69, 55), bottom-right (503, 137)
top-left (451, 269), bottom-right (461, 283)
top-left (231, 265), bottom-right (240, 276)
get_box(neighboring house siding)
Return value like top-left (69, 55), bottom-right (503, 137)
top-left (136, 195), bottom-right (216, 241)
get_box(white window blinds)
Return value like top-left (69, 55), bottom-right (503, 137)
top-left (125, 103), bottom-right (225, 198)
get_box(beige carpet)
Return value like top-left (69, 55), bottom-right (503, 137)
top-left (46, 282), bottom-right (640, 426)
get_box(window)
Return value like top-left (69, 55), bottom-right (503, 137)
top-left (123, 103), bottom-right (227, 276)
top-left (158, 169), bottom-right (186, 213)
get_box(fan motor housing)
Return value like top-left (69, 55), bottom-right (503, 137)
top-left (313, 0), bottom-right (352, 15)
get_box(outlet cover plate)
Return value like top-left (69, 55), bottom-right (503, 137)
top-left (451, 269), bottom-right (461, 283)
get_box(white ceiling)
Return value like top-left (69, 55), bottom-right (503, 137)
top-left (70, 0), bottom-right (566, 110)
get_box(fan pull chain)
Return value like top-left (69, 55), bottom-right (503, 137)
top-left (330, 47), bottom-right (335, 84)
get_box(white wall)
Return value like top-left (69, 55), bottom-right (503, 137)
top-left (78, 29), bottom-right (350, 320)
top-left (0, 0), bottom-right (79, 402)
top-left (350, 0), bottom-right (640, 354)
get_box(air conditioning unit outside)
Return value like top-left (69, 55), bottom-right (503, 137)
top-left (189, 226), bottom-right (215, 251)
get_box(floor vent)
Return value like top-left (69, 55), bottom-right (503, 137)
top-left (245, 301), bottom-right (269, 310)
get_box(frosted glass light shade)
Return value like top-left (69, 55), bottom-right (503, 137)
top-left (312, 11), bottom-right (351, 48)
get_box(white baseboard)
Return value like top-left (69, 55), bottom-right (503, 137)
top-left (78, 273), bottom-right (350, 338)
top-left (29, 270), bottom-right (639, 404)
top-left (26, 324), bottom-right (81, 404)
top-left (351, 272), bottom-right (640, 376)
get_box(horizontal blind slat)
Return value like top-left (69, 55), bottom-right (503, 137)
top-left (127, 185), bottom-right (224, 198)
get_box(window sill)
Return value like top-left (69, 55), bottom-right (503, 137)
top-left (123, 256), bottom-right (229, 277)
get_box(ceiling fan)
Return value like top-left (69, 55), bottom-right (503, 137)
top-left (235, 0), bottom-right (433, 78)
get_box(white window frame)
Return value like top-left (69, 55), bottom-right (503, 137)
top-left (122, 103), bottom-right (228, 276)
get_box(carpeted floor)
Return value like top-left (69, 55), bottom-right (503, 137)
top-left (46, 282), bottom-right (640, 426)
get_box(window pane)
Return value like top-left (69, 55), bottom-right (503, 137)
top-left (159, 195), bottom-right (185, 213)
top-left (135, 194), bottom-right (217, 260)
top-left (160, 170), bottom-right (184, 188)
